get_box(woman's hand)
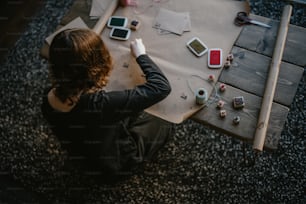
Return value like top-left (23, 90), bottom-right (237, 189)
top-left (130, 38), bottom-right (146, 58)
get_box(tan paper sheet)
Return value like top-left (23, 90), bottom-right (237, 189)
top-left (45, 17), bottom-right (88, 45)
top-left (153, 8), bottom-right (191, 35)
top-left (100, 0), bottom-right (246, 123)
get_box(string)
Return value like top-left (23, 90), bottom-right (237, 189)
top-left (187, 74), bottom-right (221, 107)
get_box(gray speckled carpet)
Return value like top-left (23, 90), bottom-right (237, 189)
top-left (0, 0), bottom-right (305, 203)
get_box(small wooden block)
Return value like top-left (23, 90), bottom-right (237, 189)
top-left (130, 20), bottom-right (140, 30)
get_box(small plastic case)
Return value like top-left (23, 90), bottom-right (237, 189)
top-left (109, 27), bottom-right (131, 40)
top-left (208, 48), bottom-right (223, 68)
top-left (186, 37), bottom-right (208, 57)
top-left (107, 16), bottom-right (128, 28)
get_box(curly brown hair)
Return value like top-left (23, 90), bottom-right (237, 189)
top-left (49, 28), bottom-right (113, 103)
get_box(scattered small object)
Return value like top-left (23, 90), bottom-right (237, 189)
top-left (186, 37), bottom-right (208, 57)
top-left (220, 109), bottom-right (227, 118)
top-left (130, 20), bottom-right (140, 30)
top-left (224, 60), bottom-right (231, 68)
top-left (196, 88), bottom-right (208, 105)
top-left (234, 11), bottom-right (271, 28)
top-left (233, 116), bottom-right (241, 125)
top-left (233, 96), bottom-right (245, 109)
top-left (123, 62), bottom-right (129, 68)
top-left (181, 93), bottom-right (187, 100)
top-left (217, 100), bottom-right (225, 108)
top-left (227, 53), bottom-right (234, 61)
top-left (219, 83), bottom-right (226, 92)
top-left (208, 74), bottom-right (215, 82)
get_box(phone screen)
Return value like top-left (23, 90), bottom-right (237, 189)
top-left (112, 28), bottom-right (129, 38)
top-left (109, 17), bottom-right (126, 27)
top-left (189, 39), bottom-right (206, 54)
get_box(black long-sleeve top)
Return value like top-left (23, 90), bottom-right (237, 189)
top-left (41, 55), bottom-right (171, 172)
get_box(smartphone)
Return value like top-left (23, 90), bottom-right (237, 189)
top-left (109, 27), bottom-right (131, 40)
top-left (186, 37), bottom-right (208, 57)
top-left (208, 48), bottom-right (222, 68)
top-left (107, 16), bottom-right (128, 28)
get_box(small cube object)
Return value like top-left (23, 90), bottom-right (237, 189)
top-left (227, 53), bottom-right (234, 61)
top-left (180, 93), bottom-right (187, 100)
top-left (130, 20), bottom-right (140, 30)
top-left (208, 74), bottom-right (215, 82)
top-left (217, 100), bottom-right (225, 108)
top-left (233, 116), bottom-right (240, 125)
top-left (233, 96), bottom-right (245, 109)
top-left (224, 60), bottom-right (231, 68)
top-left (219, 83), bottom-right (226, 92)
top-left (220, 109), bottom-right (227, 118)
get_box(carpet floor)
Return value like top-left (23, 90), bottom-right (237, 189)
top-left (0, 0), bottom-right (305, 203)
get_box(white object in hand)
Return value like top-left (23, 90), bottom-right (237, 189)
top-left (130, 38), bottom-right (146, 58)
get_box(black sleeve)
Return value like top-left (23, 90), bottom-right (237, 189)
top-left (82, 54), bottom-right (171, 120)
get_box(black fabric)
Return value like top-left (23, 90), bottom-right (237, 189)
top-left (41, 55), bottom-right (172, 174)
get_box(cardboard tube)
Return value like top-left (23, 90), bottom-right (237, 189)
top-left (93, 0), bottom-right (119, 34)
top-left (252, 5), bottom-right (292, 152)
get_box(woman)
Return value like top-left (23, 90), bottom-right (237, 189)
top-left (41, 29), bottom-right (172, 176)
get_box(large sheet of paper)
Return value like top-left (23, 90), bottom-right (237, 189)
top-left (100, 0), bottom-right (246, 123)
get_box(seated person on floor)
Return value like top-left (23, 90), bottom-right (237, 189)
top-left (41, 28), bottom-right (173, 176)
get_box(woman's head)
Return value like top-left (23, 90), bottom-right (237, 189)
top-left (49, 28), bottom-right (113, 103)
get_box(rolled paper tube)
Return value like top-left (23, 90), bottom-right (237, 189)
top-left (253, 5), bottom-right (292, 152)
top-left (93, 0), bottom-right (120, 34)
top-left (195, 88), bottom-right (208, 105)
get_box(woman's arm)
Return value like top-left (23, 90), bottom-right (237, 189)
top-left (82, 39), bottom-right (171, 120)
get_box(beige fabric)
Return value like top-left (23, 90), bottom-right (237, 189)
top-left (101, 0), bottom-right (246, 123)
